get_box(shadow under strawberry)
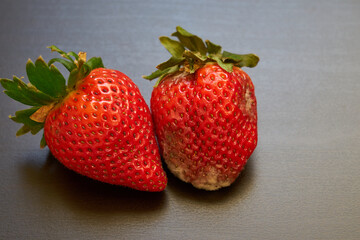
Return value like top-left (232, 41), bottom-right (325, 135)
top-left (164, 153), bottom-right (256, 204)
top-left (20, 151), bottom-right (167, 215)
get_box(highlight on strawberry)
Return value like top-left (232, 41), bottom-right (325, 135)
top-left (144, 26), bottom-right (259, 190)
top-left (1, 46), bottom-right (167, 192)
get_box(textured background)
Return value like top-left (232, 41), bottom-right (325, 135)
top-left (0, 0), bottom-right (359, 239)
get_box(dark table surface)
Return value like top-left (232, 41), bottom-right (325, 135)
top-left (1, 0), bottom-right (359, 239)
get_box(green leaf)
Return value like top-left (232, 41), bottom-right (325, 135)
top-left (222, 51), bottom-right (260, 68)
top-left (48, 58), bottom-right (76, 72)
top-left (172, 26), bottom-right (207, 56)
top-left (205, 40), bottom-right (222, 56)
top-left (159, 36), bottom-right (185, 58)
top-left (85, 57), bottom-right (104, 70)
top-left (156, 57), bottom-right (184, 70)
top-left (26, 57), bottom-right (67, 98)
top-left (1, 76), bottom-right (55, 106)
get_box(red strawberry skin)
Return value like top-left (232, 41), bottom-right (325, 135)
top-left (151, 63), bottom-right (257, 190)
top-left (44, 68), bottom-right (167, 192)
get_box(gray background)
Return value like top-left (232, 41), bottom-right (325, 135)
top-left (0, 0), bottom-right (359, 239)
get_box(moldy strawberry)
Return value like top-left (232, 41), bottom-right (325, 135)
top-left (144, 26), bottom-right (259, 190)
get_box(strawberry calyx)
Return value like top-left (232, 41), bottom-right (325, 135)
top-left (0, 46), bottom-right (104, 148)
top-left (143, 26), bottom-right (259, 86)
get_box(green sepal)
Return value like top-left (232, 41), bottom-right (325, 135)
top-left (205, 40), bottom-right (222, 56)
top-left (67, 64), bottom-right (90, 90)
top-left (48, 58), bottom-right (77, 72)
top-left (172, 26), bottom-right (207, 56)
top-left (182, 50), bottom-right (203, 73)
top-left (10, 107), bottom-right (44, 136)
top-left (11, 107), bottom-right (40, 125)
top-left (222, 51), bottom-right (260, 68)
top-left (143, 65), bottom-right (179, 87)
top-left (1, 76), bottom-right (55, 106)
top-left (211, 55), bottom-right (234, 72)
top-left (48, 46), bottom-right (104, 73)
top-left (16, 125), bottom-right (31, 136)
top-left (15, 123), bottom-right (42, 136)
top-left (143, 68), bottom-right (170, 80)
top-left (26, 57), bottom-right (67, 98)
top-left (159, 36), bottom-right (185, 58)
top-left (67, 56), bottom-right (104, 90)
top-left (183, 50), bottom-right (207, 61)
top-left (40, 134), bottom-right (47, 148)
top-left (156, 57), bottom-right (185, 70)
top-left (86, 57), bottom-right (104, 70)
top-left (182, 50), bottom-right (208, 73)
top-left (67, 51), bottom-right (80, 60)
top-left (47, 45), bottom-right (76, 62)
top-left (154, 65), bottom-right (179, 87)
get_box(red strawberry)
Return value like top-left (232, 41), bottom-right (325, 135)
top-left (144, 26), bottom-right (259, 190)
top-left (1, 46), bottom-right (167, 192)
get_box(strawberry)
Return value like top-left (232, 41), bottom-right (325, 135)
top-left (1, 46), bottom-right (167, 192)
top-left (144, 26), bottom-right (259, 190)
